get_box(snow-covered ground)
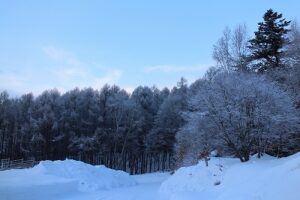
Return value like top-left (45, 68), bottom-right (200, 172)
top-left (63, 173), bottom-right (170, 200)
top-left (160, 153), bottom-right (300, 200)
top-left (1, 153), bottom-right (300, 200)
top-left (0, 159), bottom-right (169, 200)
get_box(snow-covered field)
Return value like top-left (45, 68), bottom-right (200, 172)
top-left (1, 153), bottom-right (300, 200)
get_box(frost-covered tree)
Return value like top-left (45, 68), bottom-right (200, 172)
top-left (147, 78), bottom-right (188, 152)
top-left (30, 89), bottom-right (61, 160)
top-left (18, 93), bottom-right (35, 158)
top-left (131, 86), bottom-right (156, 150)
top-left (66, 88), bottom-right (102, 160)
top-left (285, 21), bottom-right (300, 65)
top-left (105, 86), bottom-right (130, 154)
top-left (176, 72), bottom-right (299, 163)
top-left (0, 91), bottom-right (13, 159)
top-left (147, 95), bottom-right (184, 154)
top-left (213, 24), bottom-right (250, 72)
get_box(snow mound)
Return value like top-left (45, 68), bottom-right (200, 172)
top-left (34, 159), bottom-right (136, 192)
top-left (0, 159), bottom-right (136, 200)
top-left (159, 157), bottom-right (237, 197)
top-left (160, 153), bottom-right (300, 200)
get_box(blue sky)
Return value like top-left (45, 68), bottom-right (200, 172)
top-left (0, 0), bottom-right (299, 96)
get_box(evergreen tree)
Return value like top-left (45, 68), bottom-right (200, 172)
top-left (248, 9), bottom-right (291, 72)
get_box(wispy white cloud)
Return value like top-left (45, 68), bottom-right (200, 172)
top-left (93, 69), bottom-right (122, 88)
top-left (0, 46), bottom-right (122, 96)
top-left (42, 46), bottom-right (123, 93)
top-left (42, 46), bottom-right (81, 66)
top-left (0, 71), bottom-right (53, 96)
top-left (60, 67), bottom-right (87, 76)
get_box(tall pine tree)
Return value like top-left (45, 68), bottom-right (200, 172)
top-left (248, 9), bottom-right (290, 72)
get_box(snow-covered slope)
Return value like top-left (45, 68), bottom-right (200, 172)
top-left (160, 153), bottom-right (300, 200)
top-left (0, 159), bottom-right (136, 200)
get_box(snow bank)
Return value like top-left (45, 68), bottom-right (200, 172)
top-left (160, 153), bottom-right (300, 200)
top-left (0, 159), bottom-right (136, 200)
top-left (35, 159), bottom-right (136, 192)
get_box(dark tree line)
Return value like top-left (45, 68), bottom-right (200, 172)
top-left (0, 83), bottom-right (187, 174)
top-left (1, 9), bottom-right (300, 172)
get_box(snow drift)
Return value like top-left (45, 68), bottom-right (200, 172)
top-left (0, 159), bottom-right (136, 200)
top-left (160, 153), bottom-right (300, 200)
top-left (35, 159), bottom-right (136, 191)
